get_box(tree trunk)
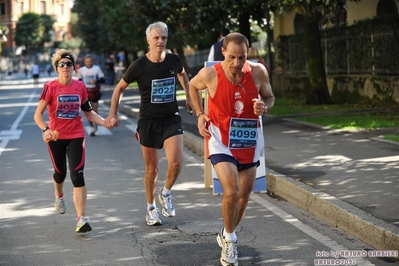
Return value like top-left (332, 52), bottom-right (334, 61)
top-left (175, 45), bottom-right (192, 78)
top-left (265, 9), bottom-right (273, 85)
top-left (238, 11), bottom-right (251, 47)
top-left (303, 18), bottom-right (333, 105)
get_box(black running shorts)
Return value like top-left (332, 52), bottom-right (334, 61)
top-left (136, 115), bottom-right (183, 149)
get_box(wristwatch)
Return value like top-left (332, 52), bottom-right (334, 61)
top-left (42, 126), bottom-right (50, 132)
top-left (264, 105), bottom-right (268, 114)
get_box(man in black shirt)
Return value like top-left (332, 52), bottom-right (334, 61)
top-left (104, 21), bottom-right (193, 226)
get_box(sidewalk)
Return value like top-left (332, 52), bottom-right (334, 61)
top-left (100, 85), bottom-right (399, 254)
top-left (0, 71), bottom-right (58, 85)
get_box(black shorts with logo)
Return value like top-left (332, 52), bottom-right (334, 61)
top-left (136, 115), bottom-right (183, 149)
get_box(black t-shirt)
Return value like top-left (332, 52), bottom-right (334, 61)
top-left (122, 53), bottom-right (183, 119)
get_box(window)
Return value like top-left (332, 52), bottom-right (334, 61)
top-left (377, 0), bottom-right (398, 16)
top-left (336, 8), bottom-right (347, 26)
top-left (60, 4), bottom-right (64, 15)
top-left (0, 2), bottom-right (6, 16)
top-left (40, 1), bottom-right (46, 14)
top-left (19, 2), bottom-right (24, 15)
top-left (294, 14), bottom-right (304, 34)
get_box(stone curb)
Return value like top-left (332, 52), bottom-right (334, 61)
top-left (266, 169), bottom-right (399, 255)
top-left (114, 102), bottom-right (399, 256)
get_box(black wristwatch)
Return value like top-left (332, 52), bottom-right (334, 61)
top-left (42, 126), bottom-right (50, 132)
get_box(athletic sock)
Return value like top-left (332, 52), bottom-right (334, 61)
top-left (162, 187), bottom-right (170, 196)
top-left (223, 228), bottom-right (237, 242)
top-left (147, 203), bottom-right (156, 211)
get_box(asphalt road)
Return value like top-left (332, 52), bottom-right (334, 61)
top-left (0, 75), bottom-right (397, 265)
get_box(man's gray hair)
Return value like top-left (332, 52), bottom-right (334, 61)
top-left (146, 21), bottom-right (168, 39)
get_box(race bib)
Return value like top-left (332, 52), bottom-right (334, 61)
top-left (83, 75), bottom-right (96, 88)
top-left (228, 118), bottom-right (258, 149)
top-left (56, 95), bottom-right (81, 119)
top-left (151, 77), bottom-right (175, 103)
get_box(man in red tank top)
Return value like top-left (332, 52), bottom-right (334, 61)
top-left (189, 33), bottom-right (275, 266)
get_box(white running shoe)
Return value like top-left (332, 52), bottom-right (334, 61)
top-left (146, 208), bottom-right (162, 226)
top-left (76, 216), bottom-right (92, 233)
top-left (158, 190), bottom-right (176, 217)
top-left (54, 195), bottom-right (66, 214)
top-left (217, 229), bottom-right (238, 266)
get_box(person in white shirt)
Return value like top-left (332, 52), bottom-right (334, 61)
top-left (78, 54), bottom-right (105, 136)
top-left (31, 62), bottom-right (40, 87)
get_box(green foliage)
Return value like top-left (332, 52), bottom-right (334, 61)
top-left (384, 134), bottom-right (399, 142)
top-left (270, 0), bottom-right (360, 24)
top-left (15, 12), bottom-right (42, 48)
top-left (72, 0), bottom-right (273, 55)
top-left (0, 26), bottom-right (7, 54)
top-left (14, 12), bottom-right (55, 49)
top-left (0, 25), bottom-right (9, 35)
top-left (55, 37), bottom-right (83, 49)
top-left (40, 14), bottom-right (56, 44)
top-left (296, 112), bottom-right (399, 130)
top-left (72, 0), bottom-right (112, 54)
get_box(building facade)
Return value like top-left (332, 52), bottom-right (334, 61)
top-left (273, 0), bottom-right (399, 38)
top-left (0, 0), bottom-right (71, 54)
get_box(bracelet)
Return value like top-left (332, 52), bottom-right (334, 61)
top-left (196, 111), bottom-right (205, 119)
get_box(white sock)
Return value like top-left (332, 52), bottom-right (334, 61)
top-left (223, 228), bottom-right (237, 242)
top-left (162, 187), bottom-right (170, 196)
top-left (147, 203), bottom-right (155, 211)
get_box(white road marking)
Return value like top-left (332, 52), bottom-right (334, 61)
top-left (250, 193), bottom-right (374, 265)
top-left (0, 89), bottom-right (37, 156)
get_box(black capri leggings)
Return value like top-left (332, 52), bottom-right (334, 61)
top-left (47, 138), bottom-right (86, 187)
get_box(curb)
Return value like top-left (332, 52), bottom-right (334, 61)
top-left (115, 102), bottom-right (399, 256)
top-left (266, 169), bottom-right (399, 255)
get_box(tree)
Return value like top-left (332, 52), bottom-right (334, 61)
top-left (15, 12), bottom-right (55, 50)
top-left (15, 12), bottom-right (42, 49)
top-left (270, 0), bottom-right (360, 104)
top-left (0, 26), bottom-right (9, 55)
top-left (40, 14), bottom-right (56, 46)
top-left (72, 0), bottom-right (114, 54)
top-left (72, 0), bottom-right (271, 74)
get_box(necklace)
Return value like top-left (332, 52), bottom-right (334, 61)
top-left (229, 75), bottom-right (247, 93)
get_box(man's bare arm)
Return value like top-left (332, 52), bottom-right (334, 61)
top-left (177, 68), bottom-right (194, 113)
top-left (104, 78), bottom-right (129, 128)
top-left (189, 68), bottom-right (208, 116)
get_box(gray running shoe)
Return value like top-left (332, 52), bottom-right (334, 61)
top-left (158, 190), bottom-right (176, 217)
top-left (76, 216), bottom-right (92, 233)
top-left (55, 196), bottom-right (66, 214)
top-left (146, 208), bottom-right (162, 226)
top-left (217, 229), bottom-right (238, 266)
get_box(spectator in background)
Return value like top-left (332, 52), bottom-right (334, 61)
top-left (105, 54), bottom-right (115, 85)
top-left (208, 28), bottom-right (230, 61)
top-left (31, 62), bottom-right (40, 87)
top-left (78, 54), bottom-right (105, 136)
top-left (45, 63), bottom-right (53, 77)
top-left (24, 63), bottom-right (30, 77)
